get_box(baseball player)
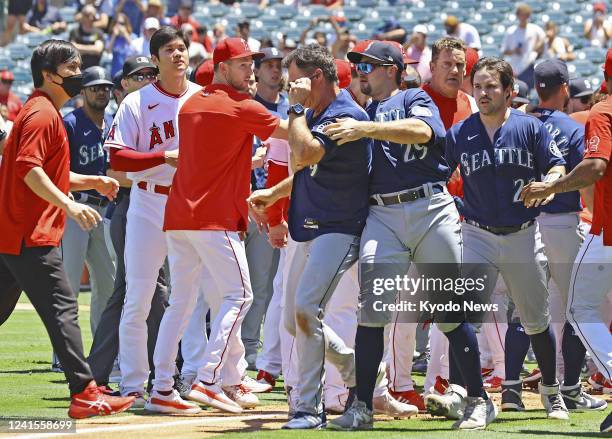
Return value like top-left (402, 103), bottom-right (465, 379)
top-left (247, 43), bottom-right (375, 429)
top-left (103, 27), bottom-right (201, 406)
top-left (520, 48), bottom-right (612, 434)
top-left (325, 41), bottom-right (490, 431)
top-left (87, 56), bottom-right (166, 390)
top-left (502, 59), bottom-right (607, 412)
top-left (0, 39), bottom-right (134, 418)
top-left (145, 37), bottom-right (286, 415)
top-left (445, 57), bottom-right (569, 421)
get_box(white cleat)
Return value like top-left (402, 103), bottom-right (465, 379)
top-left (241, 375), bottom-right (272, 393)
top-left (539, 382), bottom-right (570, 420)
top-left (373, 392), bottom-right (418, 418)
top-left (425, 384), bottom-right (467, 420)
top-left (144, 389), bottom-right (202, 414)
top-left (187, 382), bottom-right (243, 414)
top-left (452, 396), bottom-right (497, 430)
top-left (222, 384), bottom-right (259, 409)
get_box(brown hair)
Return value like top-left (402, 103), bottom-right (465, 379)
top-left (431, 37), bottom-right (466, 62)
top-left (471, 56), bottom-right (514, 91)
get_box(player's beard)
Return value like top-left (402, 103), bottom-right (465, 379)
top-left (86, 96), bottom-right (110, 112)
top-left (360, 81), bottom-right (372, 96)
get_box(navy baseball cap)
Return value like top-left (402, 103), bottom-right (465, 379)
top-left (347, 40), bottom-right (404, 70)
top-left (534, 58), bottom-right (569, 89)
top-left (82, 66), bottom-right (113, 88)
top-left (569, 77), bottom-right (594, 98)
top-left (255, 47), bottom-right (283, 67)
top-left (513, 79), bottom-right (530, 105)
top-left (123, 56), bottom-right (158, 77)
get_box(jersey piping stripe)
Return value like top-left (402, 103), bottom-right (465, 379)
top-left (153, 82), bottom-right (190, 99)
top-left (391, 295), bottom-right (401, 390)
top-left (567, 234), bottom-right (611, 382)
top-left (210, 231), bottom-right (249, 383)
top-left (104, 141), bottom-right (136, 150)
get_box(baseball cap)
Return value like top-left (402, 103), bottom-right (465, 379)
top-left (347, 40), bottom-right (404, 70)
top-left (377, 18), bottom-right (400, 34)
top-left (335, 59), bottom-right (352, 88)
top-left (465, 47), bottom-right (479, 77)
top-left (82, 66), bottom-right (113, 88)
top-left (284, 38), bottom-right (297, 49)
top-left (0, 70), bottom-right (14, 81)
top-left (534, 58), bottom-right (569, 88)
top-left (413, 24), bottom-right (428, 36)
top-left (383, 40), bottom-right (417, 65)
top-left (144, 17), bottom-right (160, 30)
top-left (179, 0), bottom-right (193, 9)
top-left (569, 78), bottom-right (594, 98)
top-left (255, 47), bottom-right (283, 68)
top-left (123, 55), bottom-right (158, 77)
top-left (604, 48), bottom-right (612, 77)
top-left (513, 79), bottom-right (530, 105)
top-left (445, 16), bottom-right (459, 27)
top-left (194, 59), bottom-right (214, 87)
top-left (148, 0), bottom-right (162, 7)
top-left (594, 1), bottom-right (606, 14)
top-left (213, 37), bottom-right (264, 65)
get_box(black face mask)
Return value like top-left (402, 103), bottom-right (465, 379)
top-left (53, 73), bottom-right (83, 98)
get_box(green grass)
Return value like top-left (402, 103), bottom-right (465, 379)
top-left (0, 294), bottom-right (608, 438)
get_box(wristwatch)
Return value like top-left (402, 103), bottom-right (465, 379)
top-left (288, 103), bottom-right (305, 116)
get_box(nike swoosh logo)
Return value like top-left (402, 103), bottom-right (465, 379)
top-left (84, 130), bottom-right (92, 136)
top-left (467, 134), bottom-right (479, 141)
top-left (148, 104), bottom-right (159, 110)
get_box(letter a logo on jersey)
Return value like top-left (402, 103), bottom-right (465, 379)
top-left (107, 123), bottom-right (116, 141)
top-left (149, 123), bottom-right (163, 150)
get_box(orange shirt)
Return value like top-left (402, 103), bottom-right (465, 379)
top-left (570, 110), bottom-right (590, 126)
top-left (0, 91), bottom-right (70, 255)
top-left (164, 84), bottom-right (279, 232)
top-left (584, 95), bottom-right (612, 245)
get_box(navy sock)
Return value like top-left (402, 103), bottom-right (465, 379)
top-left (444, 323), bottom-right (486, 398)
top-left (355, 325), bottom-right (384, 410)
top-left (562, 321), bottom-right (587, 386)
top-left (529, 326), bottom-right (557, 385)
top-left (448, 346), bottom-right (466, 388)
top-left (504, 322), bottom-right (530, 381)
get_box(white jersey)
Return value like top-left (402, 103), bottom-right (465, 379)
top-left (104, 81), bottom-right (201, 186)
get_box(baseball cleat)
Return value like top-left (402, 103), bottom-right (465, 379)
top-left (174, 374), bottom-right (196, 399)
top-left (433, 375), bottom-right (450, 395)
top-left (589, 372), bottom-right (612, 394)
top-left (126, 391), bottom-right (146, 409)
top-left (222, 384), bottom-right (259, 409)
top-left (539, 382), bottom-right (569, 420)
top-left (389, 389), bottom-right (426, 412)
top-left (144, 389), bottom-right (202, 414)
top-left (601, 411), bottom-right (612, 433)
top-left (109, 358), bottom-right (121, 384)
top-left (373, 392), bottom-right (418, 418)
top-left (241, 374), bottom-right (272, 393)
top-left (425, 383), bottom-right (467, 420)
top-left (481, 368), bottom-right (494, 378)
top-left (484, 376), bottom-right (503, 393)
top-left (501, 380), bottom-right (525, 412)
top-left (187, 381), bottom-right (242, 414)
top-left (523, 368), bottom-right (542, 390)
top-left (256, 370), bottom-right (276, 389)
top-left (68, 381), bottom-right (135, 419)
top-left (560, 383), bottom-right (608, 411)
top-left (452, 395), bottom-right (497, 430)
top-left (412, 352), bottom-right (429, 374)
top-left (327, 400), bottom-right (373, 430)
top-left (282, 412), bottom-right (326, 429)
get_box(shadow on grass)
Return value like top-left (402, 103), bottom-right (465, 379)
top-left (0, 368), bottom-right (56, 375)
top-left (515, 429), bottom-right (602, 437)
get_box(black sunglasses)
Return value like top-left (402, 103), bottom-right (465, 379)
top-left (87, 85), bottom-right (112, 93)
top-left (1, 79), bottom-right (13, 85)
top-left (129, 72), bottom-right (158, 82)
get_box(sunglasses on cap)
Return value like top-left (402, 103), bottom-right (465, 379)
top-left (1, 79), bottom-right (13, 85)
top-left (87, 85), bottom-right (112, 93)
top-left (129, 72), bottom-right (158, 82)
top-left (355, 62), bottom-right (394, 74)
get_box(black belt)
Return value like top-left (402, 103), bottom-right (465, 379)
top-left (370, 184), bottom-right (444, 206)
top-left (74, 192), bottom-right (109, 207)
top-left (465, 219), bottom-right (535, 235)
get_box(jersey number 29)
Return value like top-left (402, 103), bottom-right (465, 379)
top-left (513, 178), bottom-right (535, 203)
top-left (403, 144), bottom-right (428, 162)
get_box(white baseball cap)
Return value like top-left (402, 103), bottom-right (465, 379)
top-left (413, 24), bottom-right (428, 36)
top-left (144, 17), bottom-right (160, 30)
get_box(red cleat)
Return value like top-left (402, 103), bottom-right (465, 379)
top-left (481, 368), bottom-right (494, 378)
top-left (523, 368), bottom-right (541, 390)
top-left (589, 372), bottom-right (612, 394)
top-left (434, 375), bottom-right (450, 395)
top-left (389, 389), bottom-right (426, 412)
top-left (484, 376), bottom-right (503, 392)
top-left (68, 381), bottom-right (134, 419)
top-left (256, 370), bottom-right (276, 389)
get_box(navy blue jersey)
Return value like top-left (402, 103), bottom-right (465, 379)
top-left (366, 88), bottom-right (447, 195)
top-left (533, 108), bottom-right (584, 214)
top-left (289, 89), bottom-right (372, 242)
top-left (446, 109), bottom-right (566, 227)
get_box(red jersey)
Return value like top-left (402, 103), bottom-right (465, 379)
top-left (570, 110), bottom-right (590, 126)
top-left (422, 84), bottom-right (474, 197)
top-left (584, 95), bottom-right (612, 245)
top-left (164, 84), bottom-right (279, 232)
top-left (0, 91), bottom-right (23, 122)
top-left (0, 91), bottom-right (70, 255)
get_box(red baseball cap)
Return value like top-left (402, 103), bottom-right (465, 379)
top-left (465, 47), bottom-right (479, 77)
top-left (0, 70), bottom-right (14, 81)
top-left (213, 37), bottom-right (264, 65)
top-left (194, 59), bottom-right (214, 87)
top-left (383, 40), bottom-right (417, 65)
top-left (335, 59), bottom-right (352, 88)
top-left (594, 1), bottom-right (606, 14)
top-left (601, 80), bottom-right (608, 94)
top-left (604, 48), bottom-right (612, 77)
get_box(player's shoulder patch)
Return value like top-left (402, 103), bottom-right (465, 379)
top-left (548, 139), bottom-right (563, 158)
top-left (411, 106), bottom-right (433, 118)
top-left (313, 120), bottom-right (332, 134)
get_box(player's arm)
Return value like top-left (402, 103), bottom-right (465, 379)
top-left (71, 40), bottom-right (104, 56)
top-left (324, 117), bottom-right (432, 146)
top-left (106, 169), bottom-right (131, 187)
top-left (247, 175), bottom-right (294, 216)
top-left (580, 184), bottom-right (595, 213)
top-left (287, 77), bottom-right (325, 166)
top-left (69, 172), bottom-right (120, 200)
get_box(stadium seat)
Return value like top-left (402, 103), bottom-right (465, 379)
top-left (342, 6), bottom-right (365, 21)
top-left (58, 7), bottom-right (77, 23)
top-left (201, 3), bottom-right (229, 18)
top-left (237, 3), bottom-right (263, 19)
top-left (269, 5), bottom-right (297, 19)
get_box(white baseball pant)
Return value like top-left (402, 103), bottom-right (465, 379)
top-left (152, 230), bottom-right (252, 391)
